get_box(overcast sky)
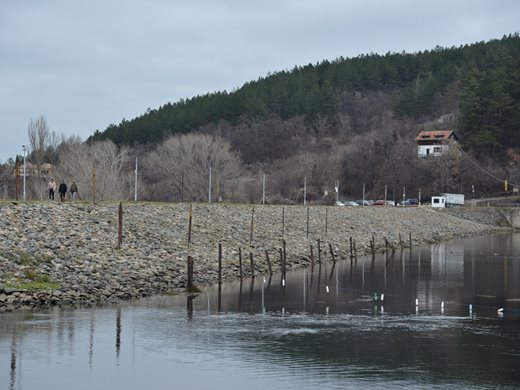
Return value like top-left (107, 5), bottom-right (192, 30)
top-left (1, 0), bottom-right (519, 162)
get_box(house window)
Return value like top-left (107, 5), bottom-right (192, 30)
top-left (433, 198), bottom-right (439, 204)
top-left (433, 146), bottom-right (442, 153)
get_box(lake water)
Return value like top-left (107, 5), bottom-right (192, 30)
top-left (1, 232), bottom-right (520, 389)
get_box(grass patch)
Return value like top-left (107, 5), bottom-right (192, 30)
top-left (7, 280), bottom-right (60, 291)
top-left (1, 270), bottom-right (59, 291)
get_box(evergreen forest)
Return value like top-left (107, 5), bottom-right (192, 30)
top-left (90, 34), bottom-right (520, 159)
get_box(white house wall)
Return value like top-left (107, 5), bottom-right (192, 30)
top-left (417, 144), bottom-right (449, 157)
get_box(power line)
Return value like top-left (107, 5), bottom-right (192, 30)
top-left (455, 144), bottom-right (519, 188)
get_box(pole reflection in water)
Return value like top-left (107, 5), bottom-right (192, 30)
top-left (248, 277), bottom-right (255, 314)
top-left (328, 263), bottom-right (335, 282)
top-left (115, 308), bottom-right (121, 362)
top-left (89, 315), bottom-right (95, 376)
top-left (317, 261), bottom-right (322, 290)
top-left (218, 283), bottom-right (222, 312)
top-left (237, 279), bottom-right (243, 311)
top-left (261, 278), bottom-right (265, 314)
top-left (10, 334), bottom-right (16, 390)
top-left (187, 295), bottom-right (194, 320)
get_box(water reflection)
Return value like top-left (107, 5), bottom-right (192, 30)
top-left (115, 308), bottom-right (121, 361)
top-left (1, 232), bottom-right (520, 390)
top-left (9, 334), bottom-right (16, 390)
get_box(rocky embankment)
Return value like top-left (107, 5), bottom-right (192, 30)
top-left (0, 202), bottom-right (509, 310)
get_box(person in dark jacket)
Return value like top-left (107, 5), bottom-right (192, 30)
top-left (59, 181), bottom-right (67, 202)
top-left (69, 181), bottom-right (78, 200)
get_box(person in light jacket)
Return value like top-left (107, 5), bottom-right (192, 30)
top-left (48, 178), bottom-right (56, 200)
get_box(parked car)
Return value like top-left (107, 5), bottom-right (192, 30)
top-left (335, 201), bottom-right (345, 206)
top-left (355, 200), bottom-right (371, 206)
top-left (373, 200), bottom-right (385, 206)
top-left (385, 200), bottom-right (396, 206)
top-left (344, 201), bottom-right (359, 206)
top-left (398, 198), bottom-right (419, 206)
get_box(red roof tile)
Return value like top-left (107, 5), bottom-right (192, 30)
top-left (415, 130), bottom-right (457, 142)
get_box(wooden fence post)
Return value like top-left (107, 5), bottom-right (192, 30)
top-left (188, 204), bottom-right (192, 248)
top-left (187, 255), bottom-right (194, 292)
top-left (117, 202), bottom-right (123, 249)
top-left (218, 242), bottom-right (222, 285)
top-left (249, 207), bottom-right (255, 245)
top-left (279, 248), bottom-right (284, 285)
top-left (238, 246), bottom-right (243, 279)
top-left (306, 206), bottom-right (310, 238)
top-left (282, 239), bottom-right (287, 279)
top-left (282, 206), bottom-right (285, 240)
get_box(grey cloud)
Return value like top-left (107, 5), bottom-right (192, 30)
top-left (1, 0), bottom-right (519, 162)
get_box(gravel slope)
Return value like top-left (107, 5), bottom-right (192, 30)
top-left (0, 202), bottom-right (508, 310)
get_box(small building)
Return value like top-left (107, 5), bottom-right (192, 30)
top-left (431, 196), bottom-right (446, 208)
top-left (14, 162), bottom-right (55, 179)
top-left (416, 130), bottom-right (458, 158)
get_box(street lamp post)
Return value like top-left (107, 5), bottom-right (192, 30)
top-left (22, 145), bottom-right (26, 201)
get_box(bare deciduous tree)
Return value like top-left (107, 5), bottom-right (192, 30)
top-left (146, 134), bottom-right (240, 201)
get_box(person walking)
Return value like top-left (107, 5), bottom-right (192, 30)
top-left (59, 181), bottom-right (67, 202)
top-left (70, 181), bottom-right (78, 200)
top-left (48, 178), bottom-right (56, 200)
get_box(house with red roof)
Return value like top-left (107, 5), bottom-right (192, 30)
top-left (415, 130), bottom-right (458, 157)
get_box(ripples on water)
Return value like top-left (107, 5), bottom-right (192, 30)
top-left (2, 232), bottom-right (520, 389)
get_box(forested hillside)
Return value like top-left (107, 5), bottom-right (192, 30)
top-left (91, 34), bottom-right (520, 158)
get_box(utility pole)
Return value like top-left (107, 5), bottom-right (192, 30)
top-left (22, 145), bottom-right (26, 201)
top-left (384, 184), bottom-right (387, 206)
top-left (181, 172), bottom-right (184, 202)
top-left (208, 165), bottom-right (212, 203)
top-left (262, 173), bottom-right (266, 205)
top-left (303, 176), bottom-right (307, 206)
top-left (335, 180), bottom-right (339, 203)
top-left (134, 157), bottom-right (138, 201)
top-left (362, 182), bottom-right (365, 204)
